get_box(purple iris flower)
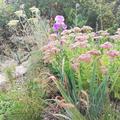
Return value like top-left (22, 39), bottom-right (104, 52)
top-left (55, 15), bottom-right (64, 23)
top-left (62, 22), bottom-right (67, 30)
top-left (53, 23), bottom-right (61, 31)
top-left (53, 15), bottom-right (67, 32)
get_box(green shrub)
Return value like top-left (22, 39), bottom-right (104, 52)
top-left (0, 0), bottom-right (19, 27)
top-left (1, 0), bottom-right (120, 31)
top-left (0, 78), bottom-right (46, 120)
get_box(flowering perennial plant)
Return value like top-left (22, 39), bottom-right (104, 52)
top-left (42, 16), bottom-right (120, 119)
top-left (53, 15), bottom-right (67, 32)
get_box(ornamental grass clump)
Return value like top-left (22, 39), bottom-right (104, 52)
top-left (42, 15), bottom-right (120, 120)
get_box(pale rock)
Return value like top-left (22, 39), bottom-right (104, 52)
top-left (1, 60), bottom-right (17, 69)
top-left (15, 65), bottom-right (27, 77)
top-left (0, 74), bottom-right (8, 91)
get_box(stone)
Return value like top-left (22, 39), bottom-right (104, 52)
top-left (0, 74), bottom-right (8, 91)
top-left (15, 65), bottom-right (27, 77)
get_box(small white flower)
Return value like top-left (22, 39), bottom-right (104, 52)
top-left (14, 10), bottom-right (25, 17)
top-left (7, 20), bottom-right (19, 27)
top-left (29, 6), bottom-right (40, 13)
top-left (28, 18), bottom-right (39, 23)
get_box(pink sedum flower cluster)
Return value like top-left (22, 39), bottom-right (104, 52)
top-left (78, 53), bottom-right (91, 63)
top-left (100, 42), bottom-right (113, 49)
top-left (75, 34), bottom-right (88, 42)
top-left (107, 50), bottom-right (120, 58)
top-left (70, 34), bottom-right (88, 49)
top-left (87, 50), bottom-right (101, 56)
top-left (42, 41), bottom-right (60, 63)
